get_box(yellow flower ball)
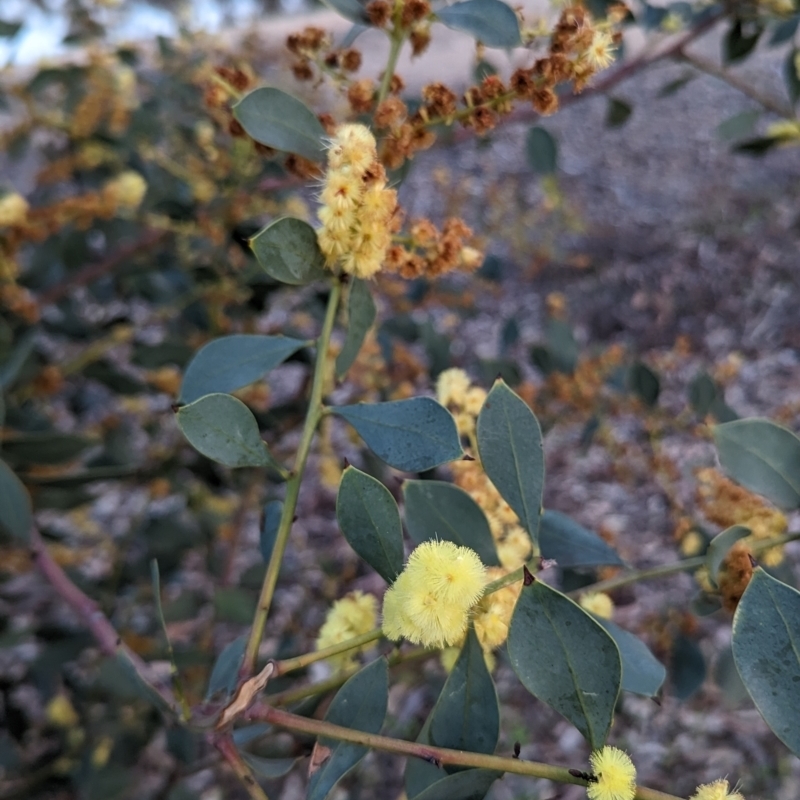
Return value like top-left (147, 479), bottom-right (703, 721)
top-left (587, 747), bottom-right (636, 800)
top-left (316, 591), bottom-right (377, 669)
top-left (690, 779), bottom-right (745, 800)
top-left (0, 192), bottom-right (29, 227)
top-left (579, 591), bottom-right (615, 620)
top-left (382, 540), bottom-right (486, 648)
top-left (436, 368), bottom-right (471, 408)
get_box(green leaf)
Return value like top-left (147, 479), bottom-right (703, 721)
top-left (411, 769), bottom-right (501, 800)
top-left (688, 371), bottom-right (717, 416)
top-left (322, 0), bottom-right (371, 24)
top-left (606, 97), bottom-right (632, 127)
top-left (177, 394), bottom-right (278, 469)
top-left (530, 319), bottom-right (578, 376)
top-left (476, 380), bottom-right (544, 546)
top-left (539, 510), bottom-right (624, 568)
top-left (436, 0), bottom-right (521, 47)
top-left (785, 48), bottom-right (800, 105)
top-left (657, 73), bottom-right (695, 97)
top-left (233, 87), bottom-right (327, 162)
top-left (628, 361), bottom-right (660, 406)
top-left (239, 752), bottom-right (298, 778)
top-left (715, 110), bottom-right (761, 142)
top-left (670, 634), bottom-right (705, 700)
top-left (260, 500), bottom-right (282, 562)
top-left (713, 418), bottom-right (800, 509)
top-left (307, 658), bottom-right (388, 800)
top-left (508, 578), bottom-right (621, 749)
top-left (332, 398), bottom-right (462, 472)
top-left (429, 628), bottom-right (499, 754)
top-left (337, 466), bottom-right (404, 583)
top-left (0, 19), bottom-right (22, 38)
top-left (250, 217), bottom-right (328, 285)
top-left (403, 480), bottom-right (500, 566)
top-left (214, 588), bottom-right (257, 624)
top-left (336, 280), bottom-right (377, 378)
top-left (109, 653), bottom-right (175, 716)
top-left (592, 617), bottom-right (666, 697)
top-left (734, 136), bottom-right (781, 155)
top-left (771, 15), bottom-right (799, 46)
top-left (706, 525), bottom-right (751, 588)
top-left (723, 19), bottom-right (763, 64)
top-left (525, 126), bottom-right (558, 174)
top-left (2, 432), bottom-right (94, 465)
top-left (206, 635), bottom-right (247, 700)
top-left (180, 334), bottom-right (307, 403)
top-left (0, 328), bottom-right (37, 390)
top-left (733, 569), bottom-right (800, 755)
top-left (0, 459), bottom-right (32, 542)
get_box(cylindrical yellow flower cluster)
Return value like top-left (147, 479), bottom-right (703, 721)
top-left (690, 779), bottom-right (744, 800)
top-left (382, 540), bottom-right (486, 648)
top-left (317, 123), bottom-right (398, 280)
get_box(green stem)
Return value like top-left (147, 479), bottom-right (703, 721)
top-left (267, 646), bottom-right (430, 707)
top-left (241, 278), bottom-right (344, 678)
top-left (378, 30), bottom-right (404, 104)
top-left (273, 628), bottom-right (384, 676)
top-left (249, 705), bottom-right (684, 800)
top-left (482, 531), bottom-right (800, 599)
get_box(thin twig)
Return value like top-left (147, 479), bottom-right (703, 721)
top-left (30, 525), bottom-right (177, 712)
top-left (214, 734), bottom-right (270, 800)
top-left (677, 48), bottom-right (794, 117)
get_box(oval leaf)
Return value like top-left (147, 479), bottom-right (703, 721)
top-left (476, 380), bottom-right (544, 546)
top-left (239, 752), bottom-right (297, 779)
top-left (180, 334), bottom-right (307, 403)
top-left (706, 525), bottom-right (751, 588)
top-left (429, 628), bottom-right (499, 754)
top-left (403, 480), bottom-right (500, 566)
top-left (592, 617), bottom-right (666, 697)
top-left (436, 0), bottom-right (521, 47)
top-left (336, 279), bottom-right (377, 378)
top-left (670, 634), bottom-right (706, 700)
top-left (206, 634), bottom-right (247, 700)
top-left (412, 769), bottom-right (501, 800)
top-left (713, 418), bottom-right (800, 509)
top-left (177, 393), bottom-right (277, 468)
top-left (250, 217), bottom-right (328, 286)
top-left (0, 459), bottom-right (32, 542)
top-left (525, 126), bottom-right (557, 174)
top-left (337, 466), bottom-right (404, 583)
top-left (540, 510), bottom-right (624, 568)
top-left (322, 0), bottom-right (370, 24)
top-left (2, 432), bottom-right (93, 465)
top-left (508, 579), bottom-right (621, 750)
top-left (233, 87), bottom-right (326, 162)
top-left (733, 568), bottom-right (800, 756)
top-left (332, 398), bottom-right (462, 472)
top-left (307, 658), bottom-right (388, 800)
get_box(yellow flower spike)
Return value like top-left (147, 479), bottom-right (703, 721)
top-left (587, 746), bottom-right (636, 800)
top-left (690, 779), bottom-right (745, 800)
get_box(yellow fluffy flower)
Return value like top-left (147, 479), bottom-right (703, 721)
top-left (690, 779), bottom-right (744, 800)
top-left (579, 591), bottom-right (614, 620)
top-left (436, 367), bottom-right (471, 408)
top-left (382, 540), bottom-right (486, 648)
top-left (0, 192), bottom-right (29, 227)
top-left (587, 747), bottom-right (636, 800)
top-left (316, 591), bottom-right (377, 669)
top-left (473, 570), bottom-right (521, 651)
